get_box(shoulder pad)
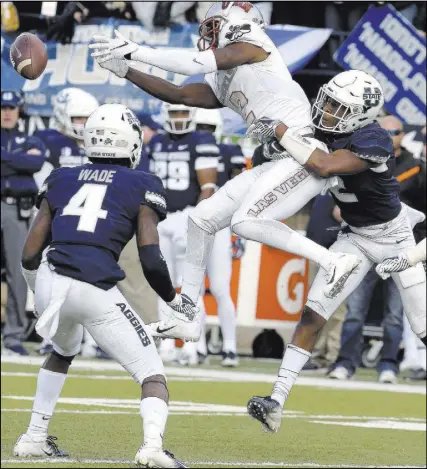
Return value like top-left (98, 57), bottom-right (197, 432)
top-left (218, 20), bottom-right (273, 52)
top-left (349, 125), bottom-right (393, 164)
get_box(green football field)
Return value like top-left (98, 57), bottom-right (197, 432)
top-left (1, 355), bottom-right (426, 468)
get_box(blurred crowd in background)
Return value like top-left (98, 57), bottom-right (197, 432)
top-left (1, 2), bottom-right (426, 382)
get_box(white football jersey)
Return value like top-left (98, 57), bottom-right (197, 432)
top-left (204, 21), bottom-right (311, 128)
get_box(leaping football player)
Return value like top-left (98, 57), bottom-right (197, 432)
top-left (89, 1), bottom-right (362, 342)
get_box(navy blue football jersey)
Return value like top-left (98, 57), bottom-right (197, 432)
top-left (317, 122), bottom-right (401, 227)
top-left (217, 143), bottom-right (246, 187)
top-left (37, 163), bottom-right (167, 290)
top-left (34, 129), bottom-right (87, 168)
top-left (142, 131), bottom-right (219, 212)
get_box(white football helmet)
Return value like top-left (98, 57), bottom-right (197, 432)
top-left (53, 88), bottom-right (99, 140)
top-left (84, 104), bottom-right (142, 169)
top-left (198, 1), bottom-right (265, 51)
top-left (312, 70), bottom-right (384, 134)
top-left (162, 103), bottom-right (196, 135)
top-left (193, 108), bottom-right (223, 143)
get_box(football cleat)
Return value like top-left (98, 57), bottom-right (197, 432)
top-left (376, 253), bottom-right (411, 280)
top-left (221, 351), bottom-right (239, 368)
top-left (135, 445), bottom-right (188, 468)
top-left (247, 396), bottom-right (283, 433)
top-left (148, 295), bottom-right (201, 342)
top-left (324, 253), bottom-right (361, 299)
top-left (13, 434), bottom-right (69, 458)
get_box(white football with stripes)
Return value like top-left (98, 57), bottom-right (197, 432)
top-left (10, 32), bottom-right (47, 80)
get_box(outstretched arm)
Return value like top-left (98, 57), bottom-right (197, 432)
top-left (126, 68), bottom-right (222, 108)
top-left (90, 29), bottom-right (267, 75)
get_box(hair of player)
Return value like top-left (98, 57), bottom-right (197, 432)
top-left (88, 157), bottom-right (132, 168)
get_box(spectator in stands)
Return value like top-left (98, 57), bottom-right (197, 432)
top-left (1, 90), bottom-right (46, 356)
top-left (303, 194), bottom-right (346, 371)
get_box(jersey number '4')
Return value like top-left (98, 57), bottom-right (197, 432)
top-left (330, 177), bottom-right (359, 203)
top-left (62, 183), bottom-right (108, 232)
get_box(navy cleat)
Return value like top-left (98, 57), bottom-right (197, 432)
top-left (247, 396), bottom-right (283, 433)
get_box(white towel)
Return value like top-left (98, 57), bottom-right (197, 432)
top-left (35, 273), bottom-right (72, 341)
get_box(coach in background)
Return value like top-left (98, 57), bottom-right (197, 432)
top-left (1, 90), bottom-right (46, 355)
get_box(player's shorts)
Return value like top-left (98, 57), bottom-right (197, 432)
top-left (35, 261), bottom-right (164, 383)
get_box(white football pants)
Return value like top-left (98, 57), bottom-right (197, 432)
top-left (35, 262), bottom-right (164, 384)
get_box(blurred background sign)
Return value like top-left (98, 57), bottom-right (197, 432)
top-left (334, 4), bottom-right (426, 125)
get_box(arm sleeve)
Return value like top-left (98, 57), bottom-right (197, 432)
top-left (132, 46), bottom-right (218, 76)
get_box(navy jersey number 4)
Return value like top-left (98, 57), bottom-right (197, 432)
top-left (37, 163), bottom-right (167, 290)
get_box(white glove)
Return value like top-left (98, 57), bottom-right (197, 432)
top-left (90, 33), bottom-right (129, 78)
top-left (90, 29), bottom-right (139, 63)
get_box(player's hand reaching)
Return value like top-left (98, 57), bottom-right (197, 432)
top-left (376, 253), bottom-right (411, 280)
top-left (90, 33), bottom-right (129, 78)
top-left (246, 117), bottom-right (282, 144)
top-left (90, 29), bottom-right (139, 63)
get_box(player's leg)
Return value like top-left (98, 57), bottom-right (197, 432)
top-left (230, 158), bottom-right (360, 298)
top-left (14, 264), bottom-right (80, 458)
top-left (207, 226), bottom-right (238, 366)
top-left (79, 283), bottom-right (185, 467)
top-left (248, 233), bottom-right (373, 433)
top-left (181, 165), bottom-right (267, 304)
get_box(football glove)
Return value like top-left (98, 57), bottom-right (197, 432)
top-left (376, 253), bottom-right (411, 280)
top-left (246, 117), bottom-right (282, 144)
top-left (251, 141), bottom-right (290, 168)
top-left (90, 29), bottom-right (139, 63)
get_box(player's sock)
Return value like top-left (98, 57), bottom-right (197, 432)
top-left (217, 295), bottom-right (237, 353)
top-left (140, 397), bottom-right (168, 449)
top-left (231, 218), bottom-right (333, 272)
top-left (271, 344), bottom-right (311, 408)
top-left (182, 218), bottom-right (215, 304)
top-left (27, 368), bottom-right (67, 442)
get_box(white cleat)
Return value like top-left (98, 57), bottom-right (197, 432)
top-left (148, 295), bottom-right (201, 342)
top-left (135, 445), bottom-right (188, 468)
top-left (324, 253), bottom-right (361, 299)
top-left (13, 434), bottom-right (69, 458)
top-left (378, 370), bottom-right (398, 384)
top-left (328, 366), bottom-right (351, 380)
top-left (221, 351), bottom-right (239, 368)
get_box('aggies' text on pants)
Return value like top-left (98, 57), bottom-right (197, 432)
top-left (116, 303), bottom-right (151, 347)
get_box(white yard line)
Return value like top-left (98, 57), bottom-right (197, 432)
top-left (2, 356), bottom-right (425, 395)
top-left (1, 458), bottom-right (425, 468)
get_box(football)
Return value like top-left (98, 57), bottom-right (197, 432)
top-left (9, 32), bottom-right (48, 80)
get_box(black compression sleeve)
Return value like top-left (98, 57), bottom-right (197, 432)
top-left (138, 244), bottom-right (176, 303)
